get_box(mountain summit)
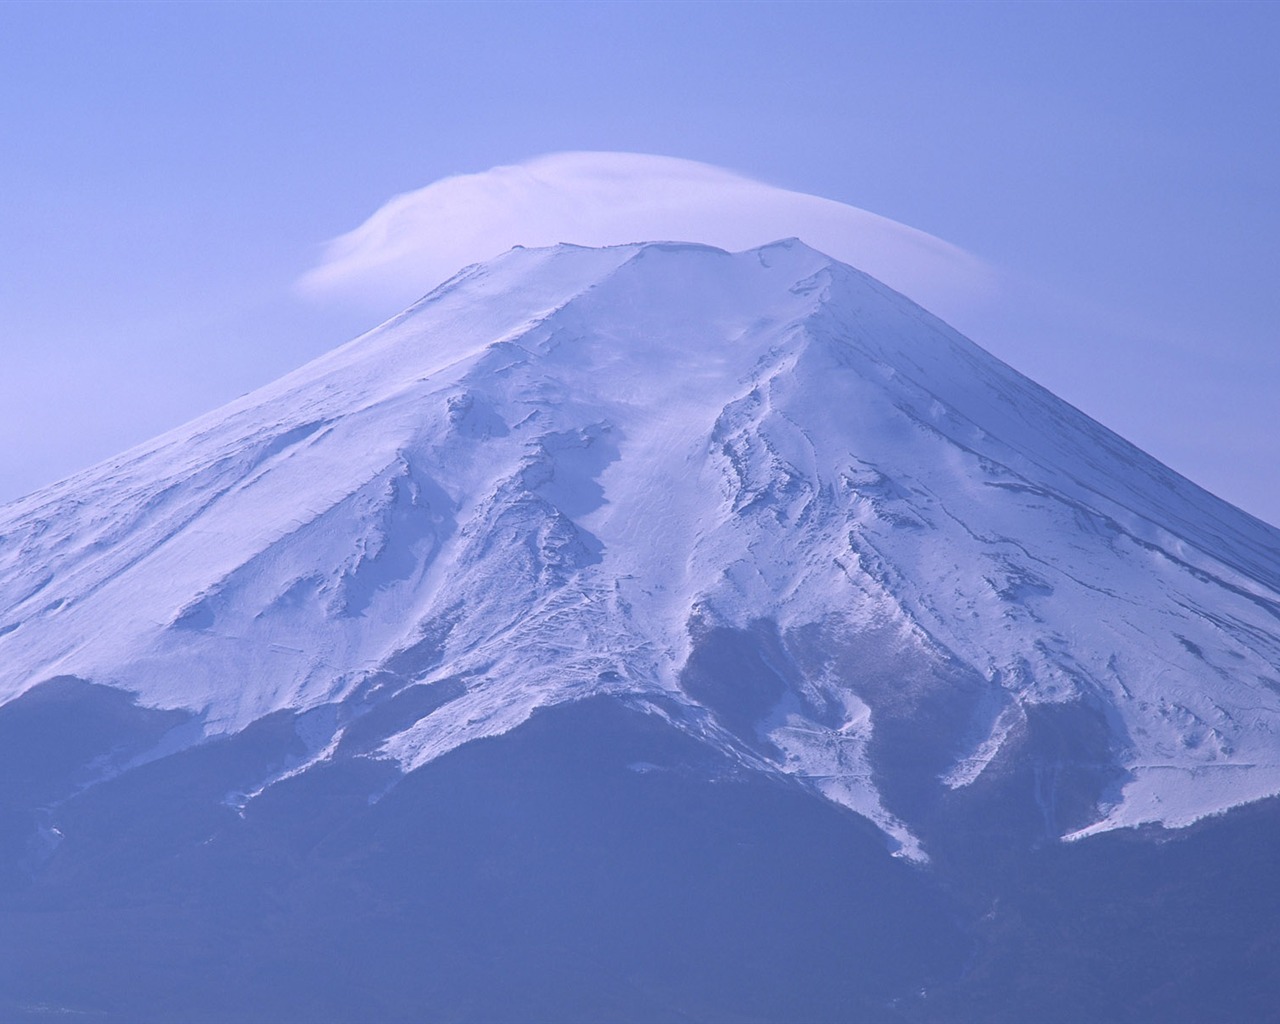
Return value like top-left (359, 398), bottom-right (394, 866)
top-left (3, 241), bottom-right (1280, 1023)
top-left (2, 239), bottom-right (1279, 861)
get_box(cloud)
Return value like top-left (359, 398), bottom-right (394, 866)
top-left (298, 151), bottom-right (999, 332)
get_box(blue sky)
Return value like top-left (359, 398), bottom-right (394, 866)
top-left (2, 1), bottom-right (1278, 523)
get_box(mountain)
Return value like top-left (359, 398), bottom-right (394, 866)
top-left (2, 240), bottom-right (1279, 1023)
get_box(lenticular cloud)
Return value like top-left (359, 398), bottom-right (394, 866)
top-left (298, 151), bottom-right (997, 330)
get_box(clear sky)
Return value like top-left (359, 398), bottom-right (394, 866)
top-left (2, 1), bottom-right (1278, 524)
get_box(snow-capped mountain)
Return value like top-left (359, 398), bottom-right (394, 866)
top-left (2, 239), bottom-right (1278, 867)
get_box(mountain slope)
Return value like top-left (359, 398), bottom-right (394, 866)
top-left (1, 239), bottom-right (1278, 867)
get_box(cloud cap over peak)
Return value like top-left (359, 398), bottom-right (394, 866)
top-left (299, 152), bottom-right (997, 330)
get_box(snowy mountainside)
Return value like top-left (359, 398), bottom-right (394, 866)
top-left (1, 239), bottom-right (1278, 861)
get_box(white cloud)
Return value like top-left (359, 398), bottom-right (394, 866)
top-left (298, 152), bottom-right (999, 333)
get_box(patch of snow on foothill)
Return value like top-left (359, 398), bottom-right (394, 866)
top-left (0, 239), bottom-right (1279, 860)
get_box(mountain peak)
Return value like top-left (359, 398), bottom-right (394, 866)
top-left (2, 241), bottom-right (1278, 863)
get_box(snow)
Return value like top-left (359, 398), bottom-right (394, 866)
top-left (2, 238), bottom-right (1279, 860)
